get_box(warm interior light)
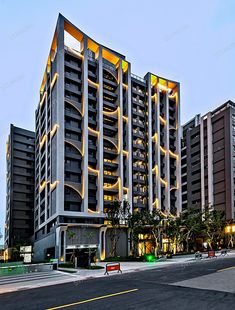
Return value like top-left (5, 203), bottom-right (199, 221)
top-left (103, 178), bottom-right (119, 190)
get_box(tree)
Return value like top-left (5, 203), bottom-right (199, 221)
top-left (167, 215), bottom-right (185, 253)
top-left (67, 230), bottom-right (76, 264)
top-left (181, 208), bottom-right (203, 252)
top-left (127, 210), bottom-right (145, 257)
top-left (202, 208), bottom-right (225, 250)
top-left (106, 199), bottom-right (130, 257)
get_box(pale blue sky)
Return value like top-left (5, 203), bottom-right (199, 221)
top-left (0, 0), bottom-right (235, 239)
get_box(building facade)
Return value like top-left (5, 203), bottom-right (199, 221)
top-left (5, 125), bottom-right (35, 249)
top-left (34, 14), bottom-right (181, 261)
top-left (181, 100), bottom-right (235, 220)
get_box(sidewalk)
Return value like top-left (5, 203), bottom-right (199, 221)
top-left (0, 250), bottom-right (235, 295)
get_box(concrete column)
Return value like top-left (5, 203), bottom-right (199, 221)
top-left (207, 113), bottom-right (213, 208)
top-left (147, 74), bottom-right (153, 212)
top-left (56, 15), bottom-right (65, 215)
top-left (200, 117), bottom-right (205, 211)
top-left (157, 88), bottom-right (161, 210)
top-left (166, 89), bottom-right (170, 213)
top-left (127, 63), bottom-right (133, 213)
top-left (98, 226), bottom-right (107, 260)
top-left (176, 87), bottom-right (182, 215)
top-left (97, 46), bottom-right (104, 213)
top-left (82, 37), bottom-right (89, 213)
top-left (118, 61), bottom-right (123, 203)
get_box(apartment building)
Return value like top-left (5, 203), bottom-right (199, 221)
top-left (5, 125), bottom-right (35, 249)
top-left (181, 100), bottom-right (235, 220)
top-left (33, 14), bottom-right (181, 261)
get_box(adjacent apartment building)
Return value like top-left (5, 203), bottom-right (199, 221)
top-left (181, 100), bottom-right (235, 220)
top-left (33, 14), bottom-right (181, 261)
top-left (5, 125), bottom-right (35, 249)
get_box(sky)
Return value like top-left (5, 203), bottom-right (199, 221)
top-left (0, 0), bottom-right (235, 240)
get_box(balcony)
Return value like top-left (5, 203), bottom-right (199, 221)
top-left (65, 72), bottom-right (82, 84)
top-left (104, 160), bottom-right (118, 171)
top-left (65, 61), bottom-right (82, 72)
top-left (132, 118), bottom-right (144, 128)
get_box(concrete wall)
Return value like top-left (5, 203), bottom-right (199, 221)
top-left (33, 232), bottom-right (55, 262)
top-left (105, 228), bottom-right (128, 258)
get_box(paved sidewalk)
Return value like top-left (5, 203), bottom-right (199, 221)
top-left (0, 250), bottom-right (235, 295)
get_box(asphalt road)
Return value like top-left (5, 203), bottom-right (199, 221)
top-left (1, 257), bottom-right (235, 310)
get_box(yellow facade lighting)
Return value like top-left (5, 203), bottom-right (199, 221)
top-left (40, 181), bottom-right (47, 192)
top-left (88, 166), bottom-right (99, 174)
top-left (169, 150), bottom-right (178, 160)
top-left (40, 135), bottom-right (47, 148)
top-left (88, 127), bottom-right (99, 136)
top-left (88, 78), bottom-right (99, 88)
top-left (88, 208), bottom-right (100, 214)
top-left (103, 178), bottom-right (119, 190)
top-left (67, 46), bottom-right (84, 59)
top-left (102, 48), bottom-right (119, 66)
top-left (152, 198), bottom-right (159, 208)
top-left (152, 165), bottom-right (159, 176)
top-left (151, 74), bottom-right (157, 86)
top-left (122, 60), bottom-right (128, 72)
top-left (159, 116), bottom-right (167, 125)
top-left (50, 124), bottom-right (59, 138)
top-left (151, 93), bottom-right (157, 101)
top-left (50, 180), bottom-right (59, 191)
top-left (50, 73), bottom-right (59, 89)
top-left (103, 108), bottom-right (118, 116)
top-left (160, 146), bottom-right (167, 155)
top-left (40, 91), bottom-right (47, 107)
top-left (122, 83), bottom-right (128, 90)
top-left (160, 178), bottom-right (168, 187)
top-left (152, 133), bottom-right (158, 142)
top-left (170, 182), bottom-right (179, 191)
top-left (122, 115), bottom-right (128, 122)
top-left (123, 150), bottom-right (128, 156)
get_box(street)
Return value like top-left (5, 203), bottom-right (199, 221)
top-left (0, 257), bottom-right (235, 309)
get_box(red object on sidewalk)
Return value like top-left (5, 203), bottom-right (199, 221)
top-left (208, 250), bottom-right (216, 258)
top-left (104, 262), bottom-right (122, 275)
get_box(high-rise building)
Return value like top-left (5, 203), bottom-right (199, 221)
top-left (5, 125), bottom-right (35, 249)
top-left (34, 14), bottom-right (181, 261)
top-left (181, 100), bottom-right (235, 220)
